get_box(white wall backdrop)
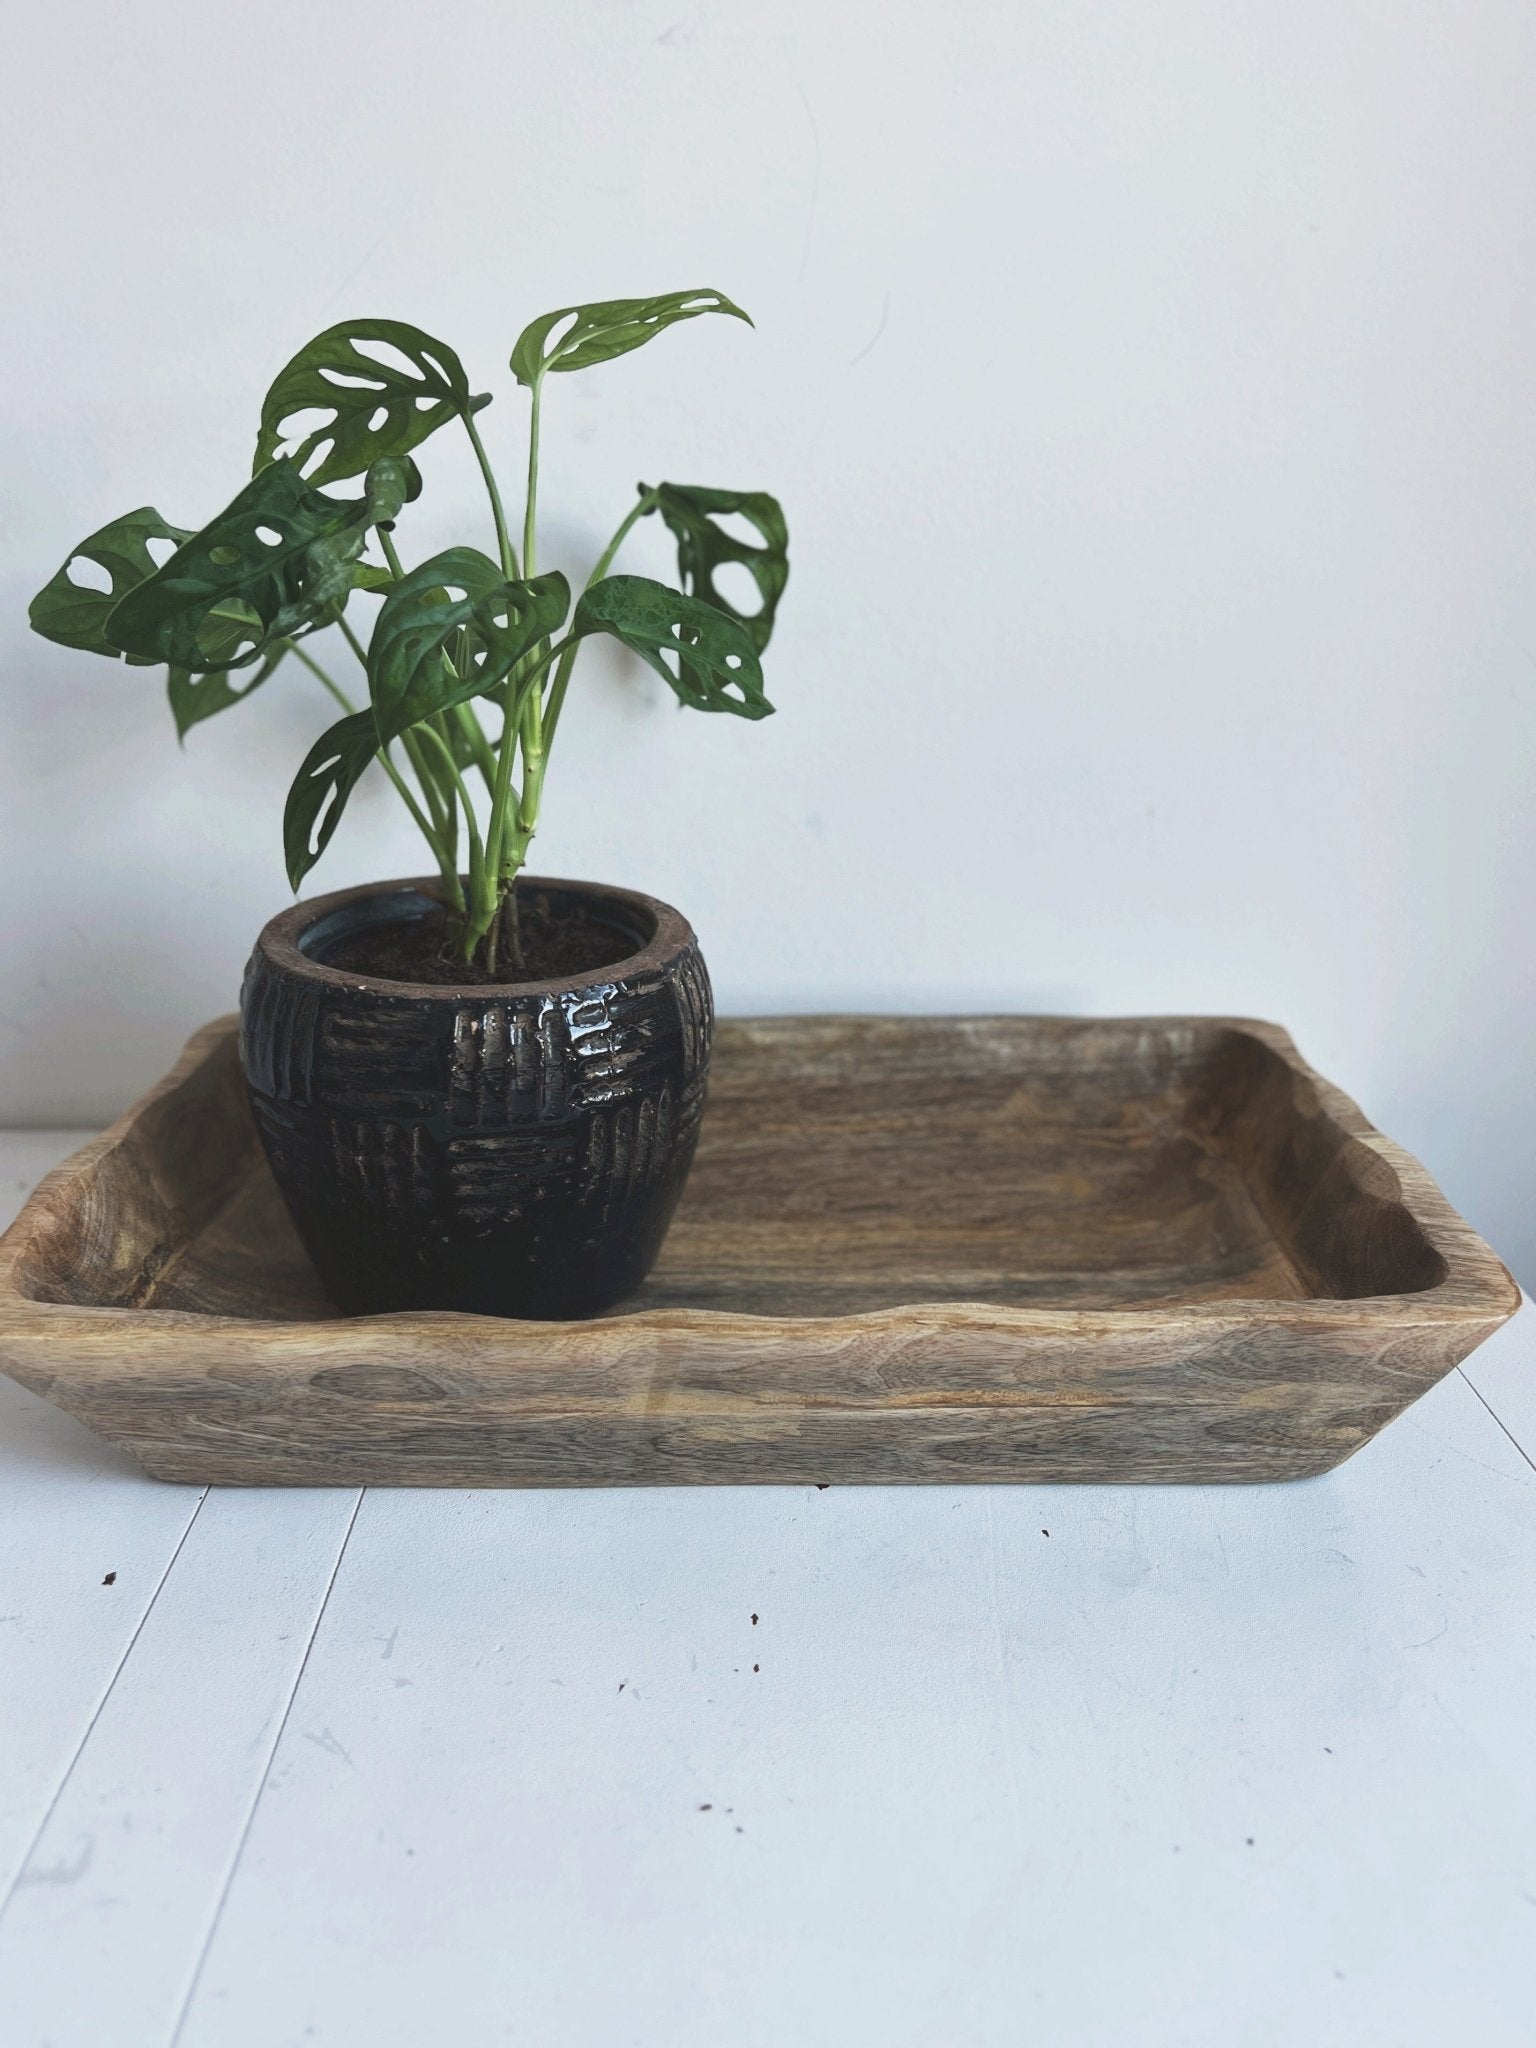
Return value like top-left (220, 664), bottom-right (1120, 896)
top-left (2, 0), bottom-right (1533, 1276)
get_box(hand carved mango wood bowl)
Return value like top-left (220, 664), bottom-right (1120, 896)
top-left (0, 1015), bottom-right (1516, 1486)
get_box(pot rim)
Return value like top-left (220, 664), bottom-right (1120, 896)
top-left (255, 873), bottom-right (696, 1001)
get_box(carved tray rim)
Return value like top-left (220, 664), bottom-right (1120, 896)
top-left (0, 1014), bottom-right (1518, 1488)
top-left (0, 1013), bottom-right (1518, 1340)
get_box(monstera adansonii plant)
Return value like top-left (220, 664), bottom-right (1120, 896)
top-left (30, 291), bottom-right (789, 974)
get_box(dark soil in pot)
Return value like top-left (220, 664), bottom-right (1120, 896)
top-left (320, 891), bottom-right (635, 988)
top-left (240, 875), bottom-right (713, 1321)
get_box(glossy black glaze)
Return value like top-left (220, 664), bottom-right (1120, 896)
top-left (239, 876), bottom-right (712, 1319)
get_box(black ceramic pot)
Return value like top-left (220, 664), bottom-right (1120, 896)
top-left (239, 875), bottom-right (712, 1319)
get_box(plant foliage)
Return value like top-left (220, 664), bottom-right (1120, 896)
top-left (644, 483), bottom-right (789, 653)
top-left (30, 508), bottom-right (191, 664)
top-left (510, 289), bottom-right (749, 386)
top-left (254, 319), bottom-right (481, 487)
top-left (30, 289), bottom-right (788, 972)
top-left (575, 576), bottom-right (771, 718)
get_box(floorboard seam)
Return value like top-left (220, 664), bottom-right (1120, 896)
top-left (0, 1484), bottom-right (210, 1918)
top-left (165, 1486), bottom-right (367, 2048)
top-left (1456, 1366), bottom-right (1536, 1478)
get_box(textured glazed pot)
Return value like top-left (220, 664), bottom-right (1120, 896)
top-left (239, 875), bottom-right (713, 1319)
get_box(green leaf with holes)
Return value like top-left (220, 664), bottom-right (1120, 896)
top-left (282, 709), bottom-right (381, 890)
top-left (29, 508), bottom-right (192, 665)
top-left (104, 458), bottom-right (404, 672)
top-left (254, 319), bottom-right (483, 489)
top-left (167, 642), bottom-right (289, 742)
top-left (308, 455), bottom-right (414, 607)
top-left (642, 483), bottom-right (788, 655)
top-left (368, 552), bottom-right (570, 747)
top-left (573, 575), bottom-right (771, 720)
top-left (510, 289), bottom-right (750, 387)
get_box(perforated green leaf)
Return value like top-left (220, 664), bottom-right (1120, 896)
top-left (573, 575), bottom-right (771, 719)
top-left (105, 458), bottom-right (403, 672)
top-left (29, 508), bottom-right (191, 665)
top-left (644, 483), bottom-right (788, 654)
top-left (254, 319), bottom-right (482, 488)
top-left (367, 552), bottom-right (569, 747)
top-left (167, 642), bottom-right (288, 742)
top-left (282, 709), bottom-right (381, 890)
top-left (510, 290), bottom-right (750, 386)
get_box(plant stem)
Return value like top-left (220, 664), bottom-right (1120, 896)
top-left (516, 690), bottom-right (544, 855)
top-left (454, 705), bottom-right (499, 789)
top-left (406, 732), bottom-right (453, 841)
top-left (588, 486), bottom-right (658, 587)
top-left (285, 637), bottom-right (455, 900)
top-left (375, 527), bottom-right (407, 582)
top-left (383, 761), bottom-right (458, 898)
top-left (483, 639), bottom-right (566, 893)
top-left (482, 484), bottom-right (662, 917)
top-left (522, 375), bottom-right (543, 580)
top-left (539, 647), bottom-right (578, 755)
top-left (416, 723), bottom-right (487, 950)
top-left (330, 610), bottom-right (465, 895)
top-left (538, 488), bottom-right (660, 754)
top-left (285, 637), bottom-right (357, 716)
top-left (337, 605), bottom-right (439, 820)
top-left (464, 411), bottom-right (518, 581)
top-left (375, 525), bottom-right (499, 789)
top-left (512, 723), bottom-right (547, 871)
top-left (506, 374), bottom-right (550, 910)
top-left (415, 724), bottom-right (484, 858)
top-left (336, 613), bottom-right (370, 671)
top-left (429, 716), bottom-right (460, 879)
top-left (408, 730), bottom-right (453, 840)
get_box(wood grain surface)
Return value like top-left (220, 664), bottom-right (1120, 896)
top-left (0, 1015), bottom-right (1517, 1486)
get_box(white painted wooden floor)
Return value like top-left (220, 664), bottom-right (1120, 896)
top-left (0, 1129), bottom-right (1533, 2048)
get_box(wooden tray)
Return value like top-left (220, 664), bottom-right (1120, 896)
top-left (0, 1016), bottom-right (1517, 1486)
